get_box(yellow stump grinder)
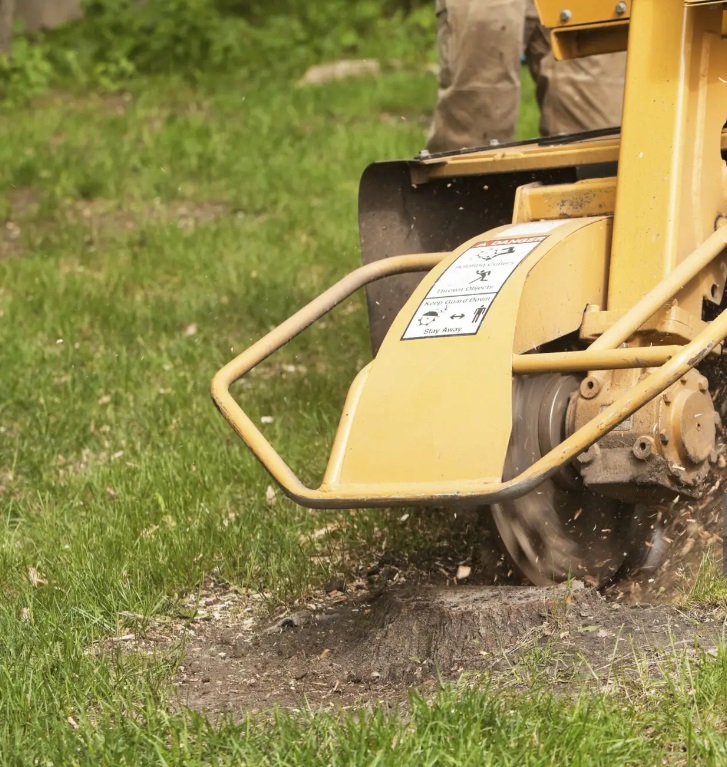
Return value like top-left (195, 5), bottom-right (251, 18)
top-left (212, 0), bottom-right (727, 586)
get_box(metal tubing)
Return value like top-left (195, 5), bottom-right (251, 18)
top-left (512, 345), bottom-right (688, 374)
top-left (211, 253), bottom-right (444, 499)
top-left (495, 311), bottom-right (726, 500)
top-left (212, 255), bottom-right (727, 509)
top-left (590, 226), bottom-right (727, 351)
top-left (312, 308), bottom-right (727, 507)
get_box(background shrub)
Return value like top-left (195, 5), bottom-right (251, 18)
top-left (0, 0), bottom-right (436, 102)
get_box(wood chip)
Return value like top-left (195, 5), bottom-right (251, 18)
top-left (456, 565), bottom-right (472, 581)
top-left (27, 567), bottom-right (47, 587)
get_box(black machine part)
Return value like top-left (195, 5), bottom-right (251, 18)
top-left (491, 374), bottom-right (665, 586)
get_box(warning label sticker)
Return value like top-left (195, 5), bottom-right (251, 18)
top-left (402, 236), bottom-right (546, 340)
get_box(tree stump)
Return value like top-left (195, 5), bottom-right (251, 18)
top-left (340, 582), bottom-right (597, 683)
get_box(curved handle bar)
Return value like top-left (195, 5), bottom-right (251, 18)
top-left (211, 231), bottom-right (727, 509)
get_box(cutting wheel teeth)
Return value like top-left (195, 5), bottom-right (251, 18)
top-left (491, 374), bottom-right (664, 587)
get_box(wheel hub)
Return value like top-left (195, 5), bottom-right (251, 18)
top-left (569, 368), bottom-right (719, 503)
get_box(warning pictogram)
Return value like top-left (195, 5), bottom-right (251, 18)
top-left (402, 235), bottom-right (547, 340)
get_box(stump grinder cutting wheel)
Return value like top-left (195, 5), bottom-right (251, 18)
top-left (212, 0), bottom-right (727, 588)
top-left (491, 374), bottom-right (665, 586)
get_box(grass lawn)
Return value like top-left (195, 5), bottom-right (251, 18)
top-left (2, 66), bottom-right (727, 765)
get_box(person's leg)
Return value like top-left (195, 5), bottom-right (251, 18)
top-left (426, 0), bottom-right (525, 152)
top-left (526, 21), bottom-right (626, 136)
top-left (524, 0), bottom-right (547, 82)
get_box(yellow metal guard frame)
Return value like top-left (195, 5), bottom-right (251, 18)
top-left (211, 227), bottom-right (727, 509)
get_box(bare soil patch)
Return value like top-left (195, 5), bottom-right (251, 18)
top-left (1, 189), bottom-right (39, 260)
top-left (1, 221), bottom-right (23, 260)
top-left (166, 574), bottom-right (726, 720)
top-left (107, 485), bottom-right (724, 720)
top-left (100, 474), bottom-right (727, 719)
top-left (68, 197), bottom-right (234, 235)
top-left (0, 192), bottom-right (240, 260)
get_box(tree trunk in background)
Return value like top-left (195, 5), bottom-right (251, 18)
top-left (0, 0), bottom-right (15, 55)
top-left (14, 0), bottom-right (81, 33)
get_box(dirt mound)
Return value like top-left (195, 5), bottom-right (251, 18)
top-left (171, 573), bottom-right (725, 719)
top-left (103, 480), bottom-right (727, 719)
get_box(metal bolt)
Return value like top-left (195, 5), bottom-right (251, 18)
top-left (663, 391), bottom-right (672, 405)
top-left (698, 376), bottom-right (709, 393)
top-left (632, 436), bottom-right (654, 460)
top-left (560, 9), bottom-right (572, 22)
top-left (580, 376), bottom-right (601, 399)
top-left (615, 2), bottom-right (627, 15)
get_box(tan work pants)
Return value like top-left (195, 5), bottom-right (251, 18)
top-left (426, 0), bottom-right (626, 152)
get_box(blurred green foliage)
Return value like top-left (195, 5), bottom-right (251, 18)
top-left (0, 0), bottom-right (436, 103)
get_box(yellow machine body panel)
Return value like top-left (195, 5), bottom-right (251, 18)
top-left (514, 218), bottom-right (611, 353)
top-left (535, 0), bottom-right (723, 28)
top-left (321, 218), bottom-right (611, 492)
top-left (536, 0), bottom-right (727, 59)
top-left (609, 2), bottom-right (727, 316)
top-left (535, 0), bottom-right (631, 27)
top-left (211, 0), bottom-right (727, 587)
